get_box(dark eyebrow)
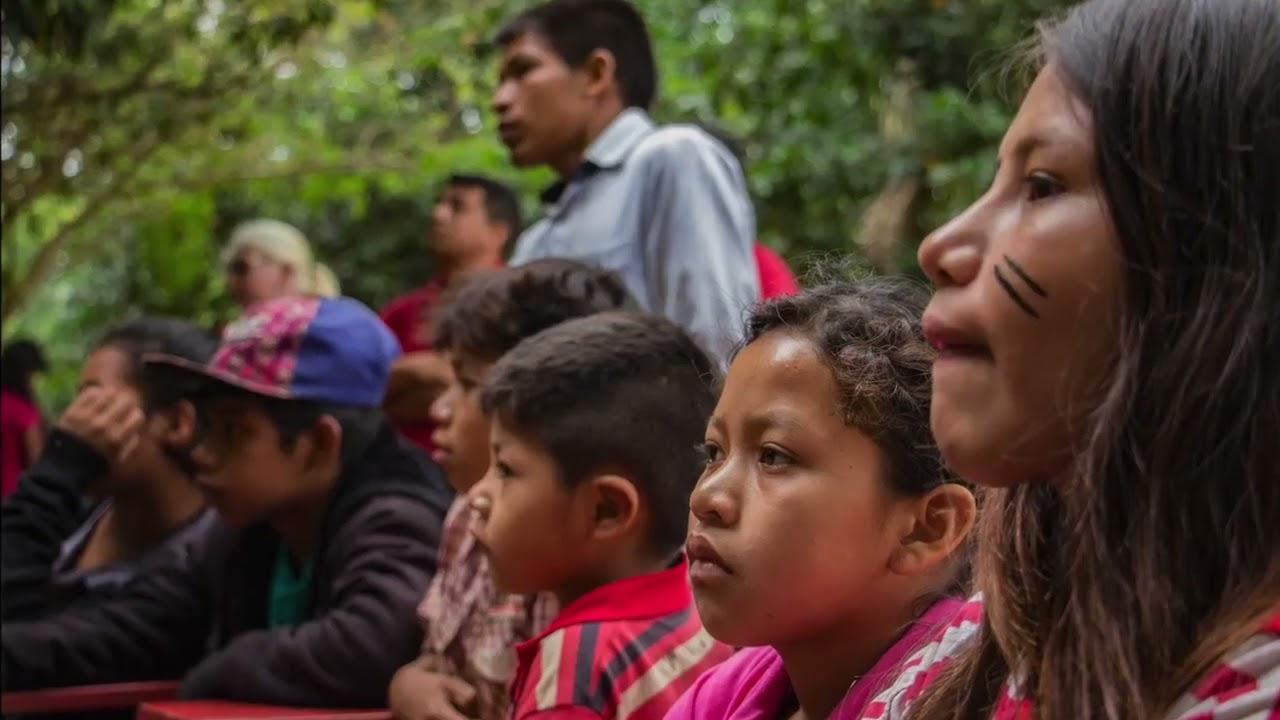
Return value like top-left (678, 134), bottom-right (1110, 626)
top-left (499, 53), bottom-right (537, 77)
top-left (743, 410), bottom-right (807, 436)
top-left (707, 415), bottom-right (727, 436)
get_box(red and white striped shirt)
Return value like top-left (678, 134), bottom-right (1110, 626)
top-left (859, 597), bottom-right (1280, 719)
top-left (509, 558), bottom-right (733, 720)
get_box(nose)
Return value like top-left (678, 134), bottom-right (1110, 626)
top-left (431, 201), bottom-right (450, 226)
top-left (689, 461), bottom-right (739, 528)
top-left (918, 200), bottom-right (988, 288)
top-left (468, 467), bottom-right (496, 521)
top-left (491, 80), bottom-right (514, 117)
top-left (430, 384), bottom-right (455, 425)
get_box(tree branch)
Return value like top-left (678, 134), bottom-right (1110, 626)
top-left (1, 141), bottom-right (160, 321)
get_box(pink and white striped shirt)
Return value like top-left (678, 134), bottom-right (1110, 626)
top-left (858, 597), bottom-right (1280, 720)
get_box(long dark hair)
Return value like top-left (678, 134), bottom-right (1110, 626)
top-left (911, 0), bottom-right (1280, 718)
top-left (1, 340), bottom-right (48, 401)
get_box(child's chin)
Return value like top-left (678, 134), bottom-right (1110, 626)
top-left (488, 566), bottom-right (521, 596)
top-left (693, 598), bottom-right (754, 647)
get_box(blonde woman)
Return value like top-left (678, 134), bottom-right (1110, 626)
top-left (222, 219), bottom-right (340, 310)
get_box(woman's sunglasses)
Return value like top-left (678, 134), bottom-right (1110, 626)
top-left (226, 259), bottom-right (252, 277)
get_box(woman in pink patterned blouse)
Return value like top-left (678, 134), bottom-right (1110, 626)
top-left (876, 0), bottom-right (1280, 718)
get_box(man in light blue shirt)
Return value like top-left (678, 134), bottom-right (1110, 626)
top-left (491, 0), bottom-right (759, 362)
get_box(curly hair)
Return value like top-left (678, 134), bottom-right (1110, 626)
top-left (742, 276), bottom-right (953, 497)
top-left (433, 259), bottom-right (636, 362)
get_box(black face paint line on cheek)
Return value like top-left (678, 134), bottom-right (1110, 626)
top-left (994, 265), bottom-right (1040, 319)
top-left (1003, 255), bottom-right (1049, 298)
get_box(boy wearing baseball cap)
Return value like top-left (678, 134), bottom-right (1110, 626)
top-left (1, 297), bottom-right (452, 708)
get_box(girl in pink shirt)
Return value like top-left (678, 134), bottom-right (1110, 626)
top-left (669, 279), bottom-right (976, 720)
top-left (1, 340), bottom-right (47, 498)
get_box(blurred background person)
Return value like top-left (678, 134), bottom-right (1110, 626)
top-left (221, 219), bottom-right (341, 311)
top-left (2, 339), bottom-right (49, 500)
top-left (381, 175), bottom-right (520, 454)
top-left (0, 319), bottom-right (217, 622)
top-left (491, 0), bottom-right (759, 363)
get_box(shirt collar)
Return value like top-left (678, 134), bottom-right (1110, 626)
top-left (516, 556), bottom-right (691, 656)
top-left (538, 108), bottom-right (655, 205)
top-left (584, 108), bottom-right (654, 169)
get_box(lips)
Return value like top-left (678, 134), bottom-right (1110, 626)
top-left (922, 312), bottom-right (992, 360)
top-left (430, 431), bottom-right (452, 465)
top-left (498, 121), bottom-right (521, 147)
top-left (686, 533), bottom-right (733, 583)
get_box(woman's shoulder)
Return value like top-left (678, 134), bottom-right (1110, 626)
top-left (1167, 609), bottom-right (1280, 720)
top-left (855, 597), bottom-right (985, 720)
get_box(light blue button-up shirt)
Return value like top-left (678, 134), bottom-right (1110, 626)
top-left (510, 109), bottom-right (759, 363)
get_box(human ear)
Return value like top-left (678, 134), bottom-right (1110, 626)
top-left (580, 49), bottom-right (618, 101)
top-left (300, 414), bottom-right (343, 477)
top-left (888, 484), bottom-right (977, 577)
top-left (155, 400), bottom-right (199, 448)
top-left (586, 473), bottom-right (642, 541)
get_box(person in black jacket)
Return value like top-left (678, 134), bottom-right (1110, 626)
top-left (1, 296), bottom-right (452, 709)
top-left (1, 319), bottom-right (218, 623)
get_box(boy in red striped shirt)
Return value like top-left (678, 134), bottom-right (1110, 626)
top-left (467, 312), bottom-right (733, 720)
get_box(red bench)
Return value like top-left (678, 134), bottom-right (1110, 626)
top-left (0, 681), bottom-right (181, 715)
top-left (137, 702), bottom-right (392, 720)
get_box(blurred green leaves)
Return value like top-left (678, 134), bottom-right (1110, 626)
top-left (3, 0), bottom-right (1068, 411)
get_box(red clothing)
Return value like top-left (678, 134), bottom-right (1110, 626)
top-left (510, 558), bottom-right (733, 720)
top-left (753, 244), bottom-right (799, 300)
top-left (380, 278), bottom-right (449, 452)
top-left (417, 498), bottom-right (559, 720)
top-left (1, 389), bottom-right (42, 498)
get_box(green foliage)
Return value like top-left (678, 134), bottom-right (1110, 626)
top-left (3, 0), bottom-right (1069, 413)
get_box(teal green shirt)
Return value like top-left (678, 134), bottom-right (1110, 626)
top-left (268, 544), bottom-right (315, 628)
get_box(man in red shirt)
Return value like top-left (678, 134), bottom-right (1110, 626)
top-left (381, 175), bottom-right (520, 454)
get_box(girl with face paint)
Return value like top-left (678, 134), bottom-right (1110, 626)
top-left (863, 0), bottom-right (1280, 719)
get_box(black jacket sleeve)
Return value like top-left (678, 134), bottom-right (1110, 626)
top-left (0, 526), bottom-right (217, 691)
top-left (0, 429), bottom-right (105, 621)
top-left (178, 494), bottom-right (442, 708)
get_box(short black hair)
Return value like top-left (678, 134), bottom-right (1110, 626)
top-left (481, 311), bottom-right (719, 557)
top-left (434, 259), bottom-right (635, 362)
top-left (495, 0), bottom-right (657, 110)
top-left (446, 174), bottom-right (522, 239)
top-left (0, 339), bottom-right (48, 400)
top-left (94, 318), bottom-right (218, 411)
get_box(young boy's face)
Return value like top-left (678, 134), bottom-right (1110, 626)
top-left (688, 332), bottom-right (914, 647)
top-left (429, 350), bottom-right (496, 494)
top-left (189, 395), bottom-right (312, 527)
top-left (468, 418), bottom-right (586, 596)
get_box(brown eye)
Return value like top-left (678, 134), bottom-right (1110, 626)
top-left (697, 441), bottom-right (724, 467)
top-left (759, 446), bottom-right (794, 468)
top-left (1025, 173), bottom-right (1065, 202)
